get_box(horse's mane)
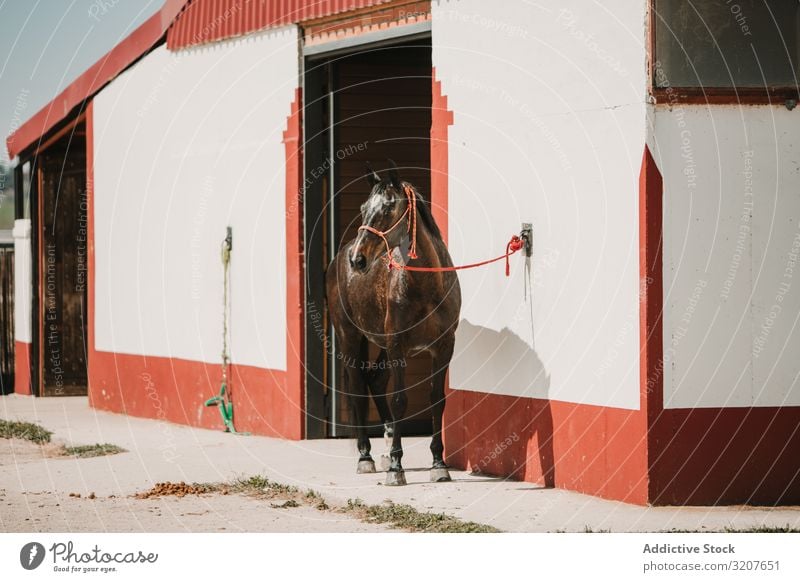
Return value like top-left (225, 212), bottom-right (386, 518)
top-left (403, 181), bottom-right (442, 240)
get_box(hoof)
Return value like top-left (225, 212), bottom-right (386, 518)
top-left (385, 470), bottom-right (407, 486)
top-left (430, 467), bottom-right (452, 482)
top-left (357, 459), bottom-right (377, 474)
top-left (380, 454), bottom-right (391, 472)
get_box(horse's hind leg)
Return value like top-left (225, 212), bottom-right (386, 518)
top-left (430, 339), bottom-right (455, 482)
top-left (365, 348), bottom-right (393, 471)
top-left (342, 336), bottom-right (375, 474)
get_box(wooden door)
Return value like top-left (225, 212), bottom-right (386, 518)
top-left (38, 140), bottom-right (88, 396)
top-left (332, 41), bottom-right (433, 436)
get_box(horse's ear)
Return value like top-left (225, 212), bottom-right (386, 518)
top-left (365, 162), bottom-right (381, 187)
top-left (387, 159), bottom-right (401, 189)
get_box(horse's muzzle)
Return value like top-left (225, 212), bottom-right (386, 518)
top-left (350, 253), bottom-right (367, 271)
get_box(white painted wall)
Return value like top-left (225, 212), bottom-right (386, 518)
top-left (93, 27), bottom-right (298, 370)
top-left (13, 219), bottom-right (31, 344)
top-left (432, 0), bottom-right (647, 408)
top-left (654, 105), bottom-right (800, 408)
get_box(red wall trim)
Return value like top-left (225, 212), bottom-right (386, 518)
top-left (14, 341), bottom-right (32, 395)
top-left (283, 88), bottom-right (305, 439)
top-left (86, 92), bottom-right (306, 439)
top-left (650, 407), bottom-right (800, 505)
top-left (86, 101), bottom-right (95, 403)
top-left (445, 392), bottom-right (649, 504)
top-left (639, 144), bottom-right (663, 502)
top-left (89, 351), bottom-right (301, 436)
top-left (430, 68), bottom-right (452, 244)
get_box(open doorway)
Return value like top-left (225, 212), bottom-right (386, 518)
top-left (304, 37), bottom-right (433, 438)
top-left (33, 127), bottom-right (88, 396)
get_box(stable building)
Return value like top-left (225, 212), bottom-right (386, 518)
top-left (7, 0), bottom-right (800, 506)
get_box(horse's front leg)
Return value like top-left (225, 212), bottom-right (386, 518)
top-left (342, 342), bottom-right (375, 474)
top-left (365, 348), bottom-right (393, 471)
top-left (385, 346), bottom-right (408, 486)
top-left (430, 338), bottom-right (455, 482)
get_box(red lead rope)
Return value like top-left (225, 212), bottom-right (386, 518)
top-left (358, 185), bottom-right (526, 277)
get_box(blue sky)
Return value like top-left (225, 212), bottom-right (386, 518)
top-left (0, 0), bottom-right (163, 163)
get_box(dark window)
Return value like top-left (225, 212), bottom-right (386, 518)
top-left (654, 0), bottom-right (800, 89)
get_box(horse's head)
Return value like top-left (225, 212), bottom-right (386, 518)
top-left (349, 163), bottom-right (409, 272)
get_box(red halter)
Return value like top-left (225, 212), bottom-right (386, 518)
top-left (357, 184), bottom-right (418, 260)
top-left (357, 184), bottom-right (526, 276)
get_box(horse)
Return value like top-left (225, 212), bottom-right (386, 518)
top-left (325, 163), bottom-right (462, 485)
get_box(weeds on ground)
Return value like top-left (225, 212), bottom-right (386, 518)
top-left (131, 474), bottom-right (499, 532)
top-left (232, 475), bottom-right (298, 495)
top-left (344, 498), bottom-right (500, 533)
top-left (63, 443), bottom-right (127, 458)
top-left (0, 420), bottom-right (52, 443)
top-left (663, 525), bottom-right (800, 533)
top-left (724, 525), bottom-right (800, 533)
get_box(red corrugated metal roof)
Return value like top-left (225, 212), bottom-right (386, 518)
top-left (6, 0), bottom-right (191, 160)
top-left (166, 0), bottom-right (392, 50)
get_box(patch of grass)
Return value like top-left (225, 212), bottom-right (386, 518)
top-left (304, 489), bottom-right (329, 509)
top-left (232, 475), bottom-right (298, 495)
top-left (583, 526), bottom-right (611, 533)
top-left (63, 443), bottom-right (126, 458)
top-left (0, 420), bottom-right (52, 443)
top-left (347, 498), bottom-right (365, 510)
top-left (725, 525), bottom-right (800, 533)
top-left (664, 525), bottom-right (800, 533)
top-left (344, 499), bottom-right (500, 533)
top-left (270, 499), bottom-right (300, 509)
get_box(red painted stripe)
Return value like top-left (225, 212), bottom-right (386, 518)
top-left (90, 350), bottom-right (299, 437)
top-left (651, 407), bottom-right (800, 505)
top-left (430, 68), bottom-right (451, 244)
top-left (444, 391), bottom-right (649, 504)
top-left (14, 341), bottom-right (32, 395)
top-left (639, 144), bottom-right (663, 501)
top-left (86, 101), bottom-right (95, 405)
top-left (283, 88), bottom-right (305, 438)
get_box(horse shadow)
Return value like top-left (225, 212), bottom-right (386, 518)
top-left (447, 319), bottom-right (555, 489)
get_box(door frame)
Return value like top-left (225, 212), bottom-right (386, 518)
top-left (302, 28), bottom-right (433, 439)
top-left (23, 114), bottom-right (89, 397)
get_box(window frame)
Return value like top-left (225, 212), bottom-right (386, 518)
top-left (648, 0), bottom-right (800, 105)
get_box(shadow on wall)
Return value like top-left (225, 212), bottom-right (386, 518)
top-left (449, 319), bottom-right (554, 487)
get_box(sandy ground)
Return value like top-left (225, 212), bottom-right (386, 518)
top-left (2, 395), bottom-right (800, 532)
top-left (0, 438), bottom-right (390, 532)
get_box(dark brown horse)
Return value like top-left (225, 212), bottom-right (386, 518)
top-left (326, 164), bottom-right (461, 485)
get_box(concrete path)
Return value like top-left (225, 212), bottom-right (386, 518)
top-left (2, 395), bottom-right (799, 532)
